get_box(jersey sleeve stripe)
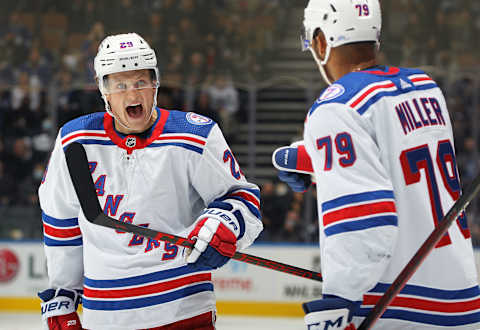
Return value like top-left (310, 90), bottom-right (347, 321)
top-left (44, 236), bottom-right (83, 246)
top-left (322, 190), bottom-right (395, 212)
top-left (227, 191), bottom-right (260, 209)
top-left (43, 223), bottom-right (81, 238)
top-left (42, 213), bottom-right (82, 246)
top-left (323, 201), bottom-right (397, 226)
top-left (324, 215), bottom-right (398, 236)
top-left (219, 196), bottom-right (261, 220)
top-left (42, 212), bottom-right (79, 227)
top-left (239, 187), bottom-right (261, 199)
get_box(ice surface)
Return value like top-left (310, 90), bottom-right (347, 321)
top-left (0, 313), bottom-right (304, 330)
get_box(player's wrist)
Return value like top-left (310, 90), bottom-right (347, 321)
top-left (197, 208), bottom-right (240, 239)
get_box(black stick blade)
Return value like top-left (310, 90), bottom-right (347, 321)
top-left (64, 142), bottom-right (103, 222)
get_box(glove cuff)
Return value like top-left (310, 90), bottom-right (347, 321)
top-left (304, 308), bottom-right (350, 329)
top-left (197, 208), bottom-right (240, 238)
top-left (39, 288), bottom-right (80, 321)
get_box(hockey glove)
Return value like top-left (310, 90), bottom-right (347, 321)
top-left (186, 208), bottom-right (239, 270)
top-left (272, 141), bottom-right (314, 193)
top-left (303, 297), bottom-right (358, 330)
top-left (278, 170), bottom-right (312, 192)
top-left (39, 288), bottom-right (82, 330)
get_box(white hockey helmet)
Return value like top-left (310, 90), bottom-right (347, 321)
top-left (94, 33), bottom-right (160, 118)
top-left (301, 0), bottom-right (381, 84)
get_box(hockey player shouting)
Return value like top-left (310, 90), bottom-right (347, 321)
top-left (273, 1), bottom-right (480, 329)
top-left (38, 33), bottom-right (263, 330)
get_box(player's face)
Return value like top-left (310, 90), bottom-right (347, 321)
top-left (104, 69), bottom-right (157, 134)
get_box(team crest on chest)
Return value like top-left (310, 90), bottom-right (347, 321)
top-left (186, 112), bottom-right (212, 125)
top-left (125, 136), bottom-right (137, 148)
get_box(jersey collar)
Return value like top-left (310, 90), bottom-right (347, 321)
top-left (103, 108), bottom-right (169, 153)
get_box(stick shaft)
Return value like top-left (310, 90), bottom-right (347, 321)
top-left (358, 173), bottom-right (480, 330)
top-left (94, 212), bottom-right (323, 281)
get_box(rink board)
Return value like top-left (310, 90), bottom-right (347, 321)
top-left (3, 241), bottom-right (480, 316)
top-left (0, 241), bottom-right (321, 316)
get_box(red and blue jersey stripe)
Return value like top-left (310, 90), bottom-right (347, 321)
top-left (209, 187), bottom-right (261, 240)
top-left (42, 212), bottom-right (82, 246)
top-left (149, 133), bottom-right (207, 154)
top-left (321, 190), bottom-right (398, 237)
top-left (60, 109), bottom-right (213, 154)
top-left (357, 283), bottom-right (480, 326)
top-left (218, 188), bottom-right (261, 219)
top-left (61, 129), bottom-right (113, 150)
top-left (82, 265), bottom-right (212, 311)
top-left (309, 67), bottom-right (439, 117)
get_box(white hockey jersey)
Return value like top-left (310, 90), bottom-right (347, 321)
top-left (303, 66), bottom-right (480, 329)
top-left (39, 108), bottom-right (263, 329)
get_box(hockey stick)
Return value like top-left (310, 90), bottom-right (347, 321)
top-left (358, 173), bottom-right (480, 330)
top-left (64, 142), bottom-right (322, 282)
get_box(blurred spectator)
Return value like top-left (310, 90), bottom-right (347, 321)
top-left (0, 160), bottom-right (14, 206)
top-left (2, 1), bottom-right (480, 244)
top-left (194, 92), bottom-right (220, 124)
top-left (207, 75), bottom-right (239, 137)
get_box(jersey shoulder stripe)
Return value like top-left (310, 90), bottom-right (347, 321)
top-left (357, 283), bottom-right (480, 326)
top-left (321, 190), bottom-right (398, 237)
top-left (61, 112), bottom-right (105, 138)
top-left (60, 113), bottom-right (109, 149)
top-left (150, 132), bottom-right (207, 155)
top-left (309, 67), bottom-right (439, 117)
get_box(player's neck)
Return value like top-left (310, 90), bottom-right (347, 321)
top-left (327, 58), bottom-right (378, 81)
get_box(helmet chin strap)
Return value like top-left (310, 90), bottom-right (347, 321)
top-left (101, 87), bottom-right (159, 132)
top-left (309, 45), bottom-right (333, 86)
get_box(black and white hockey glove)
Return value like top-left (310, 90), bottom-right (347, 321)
top-left (39, 288), bottom-right (82, 330)
top-left (272, 141), bottom-right (315, 192)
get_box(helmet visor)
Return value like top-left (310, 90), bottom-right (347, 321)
top-left (101, 70), bottom-right (159, 95)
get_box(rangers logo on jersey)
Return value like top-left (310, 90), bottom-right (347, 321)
top-left (186, 112), bottom-right (213, 126)
top-left (317, 84), bottom-right (345, 103)
top-left (125, 137), bottom-right (136, 148)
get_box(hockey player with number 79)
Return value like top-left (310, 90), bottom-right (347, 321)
top-left (272, 0), bottom-right (480, 329)
top-left (38, 33), bottom-right (263, 330)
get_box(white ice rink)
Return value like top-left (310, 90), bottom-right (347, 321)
top-left (0, 313), bottom-right (304, 330)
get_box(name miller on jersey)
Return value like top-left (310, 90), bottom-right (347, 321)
top-left (395, 97), bottom-right (446, 135)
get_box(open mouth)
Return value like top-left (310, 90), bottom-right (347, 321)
top-left (126, 103), bottom-right (144, 119)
